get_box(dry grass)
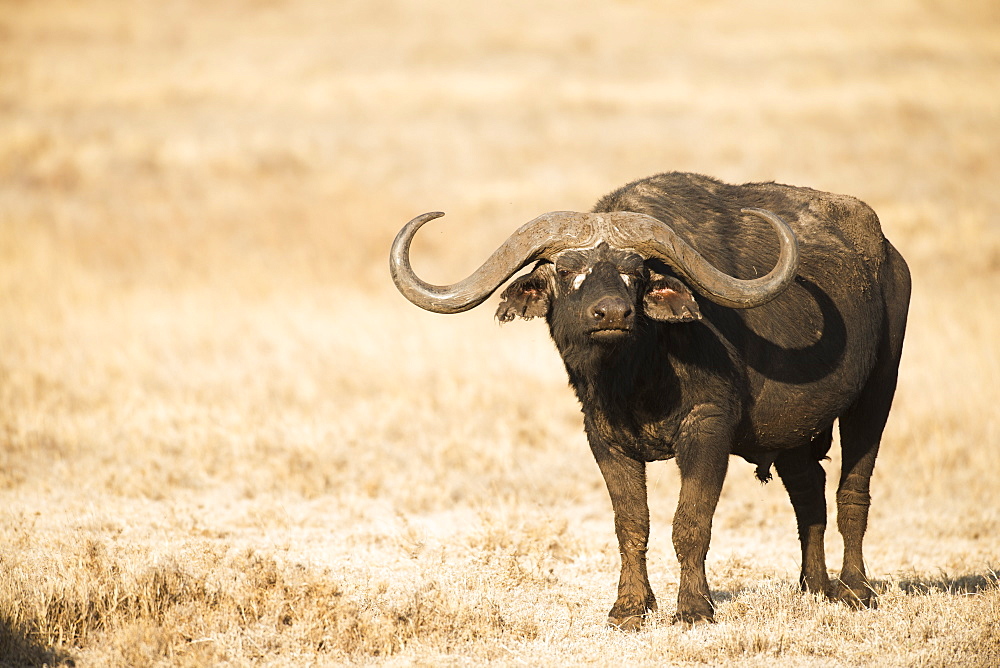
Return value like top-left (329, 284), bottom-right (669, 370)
top-left (2, 0), bottom-right (999, 665)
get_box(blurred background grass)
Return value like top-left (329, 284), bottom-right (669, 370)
top-left (3, 0), bottom-right (997, 292)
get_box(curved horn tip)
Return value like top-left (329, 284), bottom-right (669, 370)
top-left (413, 211), bottom-right (446, 224)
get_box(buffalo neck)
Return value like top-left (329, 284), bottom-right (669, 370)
top-left (554, 322), bottom-right (680, 418)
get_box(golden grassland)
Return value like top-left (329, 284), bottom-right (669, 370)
top-left (1, 0), bottom-right (999, 664)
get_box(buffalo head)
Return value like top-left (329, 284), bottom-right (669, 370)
top-left (494, 244), bottom-right (705, 347)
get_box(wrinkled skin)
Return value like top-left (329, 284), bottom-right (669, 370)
top-left (495, 173), bottom-right (911, 628)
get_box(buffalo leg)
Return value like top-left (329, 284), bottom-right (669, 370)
top-left (836, 391), bottom-right (893, 608)
top-left (834, 248), bottom-right (909, 608)
top-left (832, 420), bottom-right (880, 607)
top-left (774, 433), bottom-right (832, 596)
top-left (672, 405), bottom-right (730, 624)
top-left (589, 435), bottom-right (656, 630)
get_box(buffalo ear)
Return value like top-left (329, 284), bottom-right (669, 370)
top-left (643, 273), bottom-right (702, 322)
top-left (496, 264), bottom-right (552, 323)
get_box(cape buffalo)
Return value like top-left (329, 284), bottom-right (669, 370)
top-left (389, 172), bottom-right (910, 629)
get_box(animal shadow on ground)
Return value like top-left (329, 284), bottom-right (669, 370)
top-left (895, 570), bottom-right (1000, 596)
top-left (709, 569), bottom-right (999, 607)
top-left (0, 616), bottom-right (75, 667)
top-left (709, 587), bottom-right (747, 605)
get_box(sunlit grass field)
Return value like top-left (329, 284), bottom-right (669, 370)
top-left (2, 0), bottom-right (999, 664)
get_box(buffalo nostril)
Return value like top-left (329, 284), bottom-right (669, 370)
top-left (590, 299), bottom-right (632, 325)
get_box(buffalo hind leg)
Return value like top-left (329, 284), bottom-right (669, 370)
top-left (833, 414), bottom-right (881, 608)
top-left (833, 246), bottom-right (909, 608)
top-left (835, 387), bottom-right (894, 608)
top-left (774, 430), bottom-right (833, 597)
top-left (589, 435), bottom-right (656, 630)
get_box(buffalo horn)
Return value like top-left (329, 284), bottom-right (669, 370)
top-left (389, 211), bottom-right (599, 314)
top-left (604, 207), bottom-right (800, 308)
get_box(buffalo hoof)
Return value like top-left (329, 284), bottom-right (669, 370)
top-left (673, 591), bottom-right (715, 625)
top-left (608, 613), bottom-right (646, 632)
top-left (830, 580), bottom-right (877, 609)
top-left (671, 609), bottom-right (715, 626)
top-left (607, 594), bottom-right (657, 631)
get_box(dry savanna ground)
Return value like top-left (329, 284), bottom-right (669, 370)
top-left (2, 0), bottom-right (999, 665)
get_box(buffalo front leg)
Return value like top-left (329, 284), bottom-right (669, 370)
top-left (589, 436), bottom-right (656, 630)
top-left (672, 405), bottom-right (731, 624)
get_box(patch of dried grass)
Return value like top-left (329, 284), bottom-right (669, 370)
top-left (0, 536), bottom-right (547, 664)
